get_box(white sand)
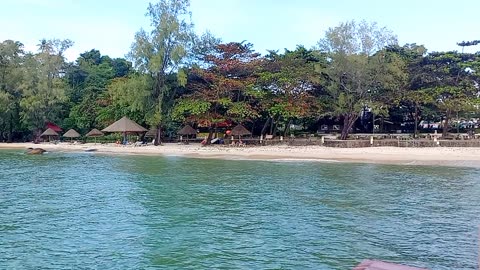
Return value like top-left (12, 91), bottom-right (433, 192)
top-left (2, 142), bottom-right (480, 167)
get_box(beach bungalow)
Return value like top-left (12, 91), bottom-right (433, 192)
top-left (63, 129), bottom-right (81, 143)
top-left (102, 116), bottom-right (147, 144)
top-left (45, 122), bottom-right (62, 132)
top-left (177, 125), bottom-right (197, 143)
top-left (85, 128), bottom-right (104, 144)
top-left (40, 128), bottom-right (59, 142)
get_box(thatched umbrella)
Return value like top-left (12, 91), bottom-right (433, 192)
top-left (177, 125), bottom-right (197, 142)
top-left (40, 128), bottom-right (59, 142)
top-left (231, 124), bottom-right (251, 143)
top-left (177, 125), bottom-right (197, 135)
top-left (85, 128), bottom-right (104, 144)
top-left (86, 128), bottom-right (104, 137)
top-left (63, 129), bottom-right (81, 142)
top-left (41, 128), bottom-right (59, 136)
top-left (102, 116), bottom-right (147, 143)
top-left (231, 124), bottom-right (251, 136)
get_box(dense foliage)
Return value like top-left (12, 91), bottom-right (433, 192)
top-left (1, 0), bottom-right (479, 142)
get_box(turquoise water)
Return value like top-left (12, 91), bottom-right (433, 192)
top-left (0, 150), bottom-right (479, 269)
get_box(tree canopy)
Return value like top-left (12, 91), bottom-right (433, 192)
top-left (1, 1), bottom-right (479, 143)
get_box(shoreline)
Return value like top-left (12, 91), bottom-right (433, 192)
top-left (2, 142), bottom-right (480, 168)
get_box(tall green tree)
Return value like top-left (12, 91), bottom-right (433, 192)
top-left (0, 40), bottom-right (24, 142)
top-left (97, 74), bottom-right (153, 127)
top-left (257, 46), bottom-right (324, 137)
top-left (317, 20), bottom-right (404, 139)
top-left (63, 49), bottom-right (132, 132)
top-left (19, 39), bottom-right (72, 138)
top-left (413, 51), bottom-right (479, 136)
top-left (387, 44), bottom-right (429, 137)
top-left (189, 30), bottom-right (221, 67)
top-left (129, 0), bottom-right (194, 145)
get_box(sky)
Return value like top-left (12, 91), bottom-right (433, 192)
top-left (2, 0), bottom-right (480, 61)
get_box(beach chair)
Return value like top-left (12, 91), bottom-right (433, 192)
top-left (134, 141), bottom-right (146, 147)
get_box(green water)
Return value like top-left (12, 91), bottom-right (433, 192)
top-left (0, 150), bottom-right (479, 269)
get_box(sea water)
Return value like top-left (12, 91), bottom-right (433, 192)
top-left (0, 149), bottom-right (479, 269)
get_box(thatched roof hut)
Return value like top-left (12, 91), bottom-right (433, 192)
top-left (177, 125), bottom-right (197, 135)
top-left (102, 116), bottom-right (147, 133)
top-left (40, 128), bottom-right (59, 137)
top-left (85, 128), bottom-right (104, 137)
top-left (45, 122), bottom-right (62, 132)
top-left (231, 124), bottom-right (251, 136)
top-left (63, 129), bottom-right (81, 138)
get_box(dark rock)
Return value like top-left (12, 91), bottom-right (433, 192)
top-left (26, 148), bottom-right (46, 155)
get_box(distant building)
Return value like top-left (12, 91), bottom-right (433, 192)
top-left (45, 122), bottom-right (62, 132)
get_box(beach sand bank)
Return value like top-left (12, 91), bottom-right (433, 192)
top-left (2, 142), bottom-right (480, 168)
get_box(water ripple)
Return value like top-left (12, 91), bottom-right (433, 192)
top-left (0, 150), bottom-right (479, 269)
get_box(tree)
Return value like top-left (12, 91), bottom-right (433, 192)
top-left (257, 46), bottom-right (324, 137)
top-left (387, 44), bottom-right (429, 137)
top-left (129, 0), bottom-right (194, 145)
top-left (63, 49), bottom-right (132, 132)
top-left (0, 40), bottom-right (24, 142)
top-left (173, 42), bottom-right (261, 144)
top-left (317, 20), bottom-right (403, 139)
top-left (19, 39), bottom-right (72, 138)
top-left (97, 74), bottom-right (153, 127)
top-left (412, 51), bottom-right (479, 136)
top-left (367, 48), bottom-right (409, 133)
top-left (189, 30), bottom-right (222, 67)
top-left (457, 40), bottom-right (480, 53)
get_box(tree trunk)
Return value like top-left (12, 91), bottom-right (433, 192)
top-left (283, 119), bottom-right (292, 137)
top-left (154, 125), bottom-right (162, 146)
top-left (372, 111), bottom-right (375, 134)
top-left (205, 126), bottom-right (214, 145)
top-left (272, 115), bottom-right (281, 137)
top-left (340, 113), bottom-right (358, 140)
top-left (442, 110), bottom-right (450, 137)
top-left (414, 103), bottom-right (418, 139)
top-left (380, 116), bottom-right (384, 133)
top-left (261, 117), bottom-right (271, 136)
top-left (7, 116), bottom-right (13, 143)
top-left (7, 131), bottom-right (13, 143)
top-left (34, 129), bottom-right (41, 143)
top-left (340, 117), bottom-right (350, 140)
top-left (269, 117), bottom-right (275, 135)
top-left (456, 111), bottom-right (460, 134)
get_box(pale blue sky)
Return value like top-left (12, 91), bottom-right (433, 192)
top-left (2, 0), bottom-right (479, 61)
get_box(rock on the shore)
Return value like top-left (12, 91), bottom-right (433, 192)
top-left (26, 148), bottom-right (47, 155)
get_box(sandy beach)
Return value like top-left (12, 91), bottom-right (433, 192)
top-left (2, 142), bottom-right (480, 168)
